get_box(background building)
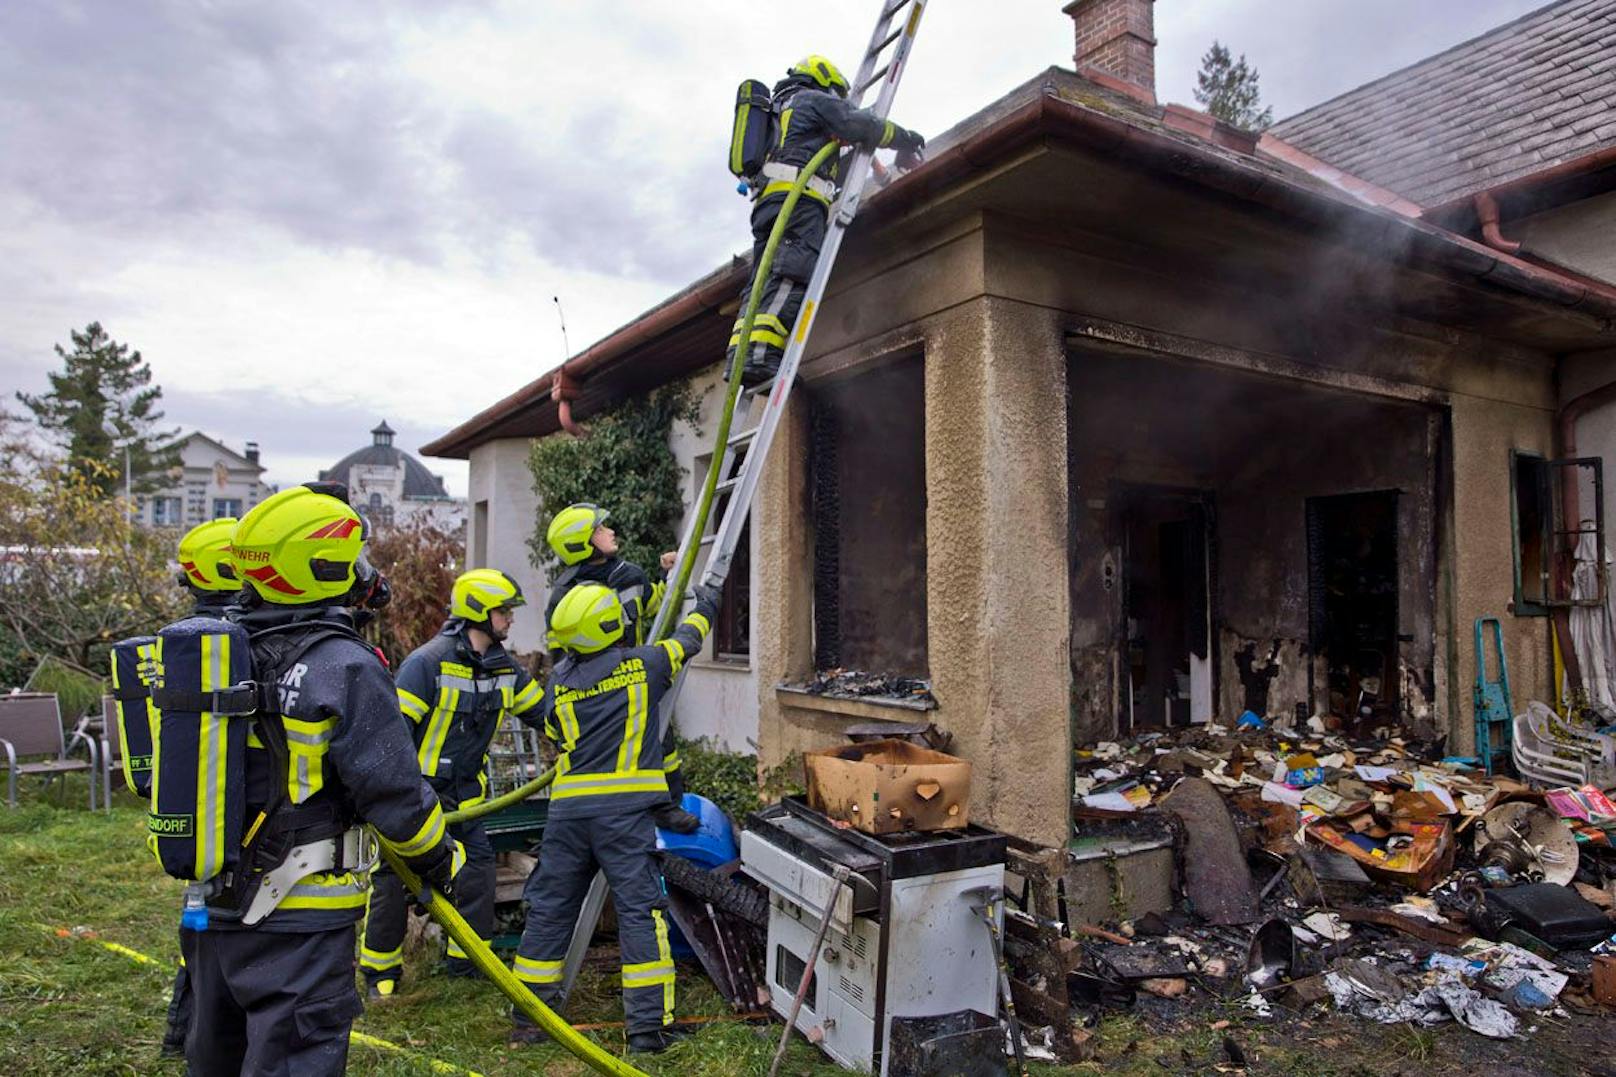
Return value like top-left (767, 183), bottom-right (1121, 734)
top-left (321, 421), bottom-right (464, 528)
top-left (136, 431), bottom-right (268, 528)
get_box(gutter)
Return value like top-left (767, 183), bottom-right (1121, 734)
top-left (422, 265), bottom-right (746, 454)
top-left (1424, 144), bottom-right (1616, 220)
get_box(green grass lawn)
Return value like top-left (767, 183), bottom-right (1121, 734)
top-left (3, 784), bottom-right (1609, 1076)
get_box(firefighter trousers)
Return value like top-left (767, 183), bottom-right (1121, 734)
top-left (161, 945), bottom-right (192, 1052)
top-left (512, 808), bottom-right (674, 1035)
top-left (361, 819), bottom-right (495, 986)
top-left (728, 196), bottom-right (829, 381)
top-left (181, 924), bottom-right (360, 1077)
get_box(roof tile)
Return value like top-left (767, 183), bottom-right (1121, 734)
top-left (1270, 0), bottom-right (1616, 206)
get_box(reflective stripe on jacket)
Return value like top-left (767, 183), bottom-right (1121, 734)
top-left (212, 607), bottom-right (450, 933)
top-left (395, 621), bottom-right (543, 809)
top-left (540, 596), bottom-right (716, 821)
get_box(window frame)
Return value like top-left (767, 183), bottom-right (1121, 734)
top-left (690, 450), bottom-right (751, 666)
top-left (1510, 449), bottom-right (1606, 615)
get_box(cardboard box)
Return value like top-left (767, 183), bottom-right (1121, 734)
top-left (804, 739), bottom-right (971, 834)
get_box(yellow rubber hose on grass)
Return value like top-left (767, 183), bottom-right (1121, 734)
top-left (379, 843), bottom-right (648, 1077)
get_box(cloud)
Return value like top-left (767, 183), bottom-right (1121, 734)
top-left (0, 0), bottom-right (1559, 495)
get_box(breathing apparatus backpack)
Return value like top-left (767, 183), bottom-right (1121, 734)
top-left (148, 614), bottom-right (372, 928)
top-left (729, 78), bottom-right (776, 192)
top-left (108, 635), bottom-right (160, 801)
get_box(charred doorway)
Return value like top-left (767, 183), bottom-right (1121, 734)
top-left (1117, 487), bottom-right (1213, 730)
top-left (1307, 491), bottom-right (1401, 725)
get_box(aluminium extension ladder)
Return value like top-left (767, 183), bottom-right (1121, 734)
top-left (551, 0), bottom-right (931, 1009)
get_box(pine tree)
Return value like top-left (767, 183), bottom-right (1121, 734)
top-left (1193, 41), bottom-right (1274, 132)
top-left (16, 323), bottom-right (180, 496)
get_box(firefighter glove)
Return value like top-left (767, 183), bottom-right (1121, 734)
top-left (418, 838), bottom-right (466, 901)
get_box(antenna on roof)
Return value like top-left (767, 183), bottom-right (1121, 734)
top-left (553, 296), bottom-right (570, 361)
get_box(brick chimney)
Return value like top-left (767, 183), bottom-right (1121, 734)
top-left (244, 441), bottom-right (260, 466)
top-left (1063, 0), bottom-right (1157, 105)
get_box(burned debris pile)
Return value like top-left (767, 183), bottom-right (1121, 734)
top-left (798, 667), bottom-right (937, 706)
top-left (1001, 708), bottom-right (1616, 1061)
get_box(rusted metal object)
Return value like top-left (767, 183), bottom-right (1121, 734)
top-left (1161, 777), bottom-right (1259, 925)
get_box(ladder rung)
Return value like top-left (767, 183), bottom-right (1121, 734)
top-left (882, 0), bottom-right (912, 18)
top-left (716, 476), bottom-right (742, 495)
top-left (873, 25), bottom-right (904, 55)
top-left (727, 425), bottom-right (759, 448)
top-left (860, 63), bottom-right (892, 94)
top-left (699, 533), bottom-right (718, 546)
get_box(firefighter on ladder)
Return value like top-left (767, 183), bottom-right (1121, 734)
top-left (509, 581), bottom-right (721, 1053)
top-left (729, 55), bottom-right (925, 386)
top-left (360, 568), bottom-right (544, 998)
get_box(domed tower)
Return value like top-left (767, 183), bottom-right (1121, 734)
top-left (320, 421), bottom-right (459, 527)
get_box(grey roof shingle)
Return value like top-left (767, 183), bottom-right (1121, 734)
top-left (1269, 0), bottom-right (1616, 207)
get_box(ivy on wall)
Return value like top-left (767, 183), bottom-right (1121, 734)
top-left (526, 383), bottom-right (700, 581)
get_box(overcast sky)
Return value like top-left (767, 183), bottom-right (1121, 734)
top-left (1, 0), bottom-right (1551, 495)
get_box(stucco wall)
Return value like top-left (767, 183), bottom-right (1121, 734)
top-left (754, 293), bottom-right (1072, 850)
top-left (1516, 191), bottom-right (1616, 286)
top-left (1446, 382), bottom-right (1557, 751)
top-left (466, 438), bottom-right (547, 654)
top-left (1562, 351), bottom-right (1616, 544)
top-left (980, 209), bottom-right (1559, 749)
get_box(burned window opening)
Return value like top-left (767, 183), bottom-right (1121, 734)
top-left (1068, 349), bottom-right (1440, 743)
top-left (694, 449), bottom-right (752, 659)
top-left (1117, 487), bottom-right (1213, 731)
top-left (811, 402), bottom-right (841, 670)
top-left (715, 504), bottom-right (751, 659)
top-left (1306, 490), bottom-right (1401, 727)
top-left (808, 356), bottom-right (928, 682)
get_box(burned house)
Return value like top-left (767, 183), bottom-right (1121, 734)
top-left (425, 0), bottom-right (1616, 850)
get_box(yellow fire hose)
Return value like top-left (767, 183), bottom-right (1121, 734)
top-left (379, 844), bottom-right (649, 1077)
top-left (415, 148), bottom-right (842, 1076)
top-left (445, 142), bottom-right (839, 831)
top-left (442, 766), bottom-right (556, 825)
top-left (657, 140), bottom-right (839, 634)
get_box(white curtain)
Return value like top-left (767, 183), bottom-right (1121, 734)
top-left (1569, 523), bottom-right (1616, 715)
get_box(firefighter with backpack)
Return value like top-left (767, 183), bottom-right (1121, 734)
top-left (110, 516), bottom-right (244, 1058)
top-left (146, 483), bottom-right (463, 1076)
top-left (360, 567), bottom-right (545, 998)
top-left (726, 55), bottom-right (924, 385)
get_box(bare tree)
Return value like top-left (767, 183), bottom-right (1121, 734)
top-left (0, 418), bottom-right (185, 677)
top-left (363, 511), bottom-right (465, 667)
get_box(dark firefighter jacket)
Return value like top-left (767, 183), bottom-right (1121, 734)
top-left (394, 620), bottom-right (544, 810)
top-left (209, 606), bottom-right (452, 933)
top-left (544, 556), bottom-right (664, 650)
top-left (762, 75), bottom-right (913, 206)
top-left (539, 594), bottom-right (717, 821)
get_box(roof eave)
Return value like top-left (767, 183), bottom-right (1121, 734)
top-left (423, 80), bottom-right (1616, 459)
